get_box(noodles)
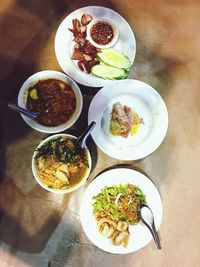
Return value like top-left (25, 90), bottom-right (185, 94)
top-left (92, 183), bottom-right (146, 225)
top-left (35, 137), bottom-right (89, 190)
top-left (92, 183), bottom-right (146, 247)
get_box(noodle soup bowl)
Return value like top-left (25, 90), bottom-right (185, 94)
top-left (32, 133), bottom-right (92, 194)
top-left (18, 70), bottom-right (83, 133)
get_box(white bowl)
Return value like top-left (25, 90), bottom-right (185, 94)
top-left (86, 17), bottom-right (119, 49)
top-left (32, 133), bottom-right (92, 194)
top-left (18, 70), bottom-right (83, 133)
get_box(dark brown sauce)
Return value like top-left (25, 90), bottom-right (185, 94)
top-left (26, 79), bottom-right (76, 126)
top-left (90, 21), bottom-right (114, 45)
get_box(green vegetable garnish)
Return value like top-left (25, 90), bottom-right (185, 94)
top-left (97, 48), bottom-right (132, 69)
top-left (36, 137), bottom-right (85, 165)
top-left (92, 183), bottom-right (146, 225)
top-left (91, 64), bottom-right (128, 80)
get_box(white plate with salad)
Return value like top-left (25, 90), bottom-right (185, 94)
top-left (80, 168), bottom-right (163, 254)
top-left (55, 6), bottom-right (136, 87)
top-left (88, 79), bottom-right (168, 160)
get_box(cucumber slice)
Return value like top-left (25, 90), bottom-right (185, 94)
top-left (97, 48), bottom-right (132, 69)
top-left (91, 65), bottom-right (128, 80)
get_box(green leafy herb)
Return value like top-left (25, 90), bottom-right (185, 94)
top-left (92, 183), bottom-right (146, 225)
top-left (36, 137), bottom-right (85, 165)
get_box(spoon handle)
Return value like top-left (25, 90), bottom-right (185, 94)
top-left (8, 103), bottom-right (38, 120)
top-left (143, 220), bottom-right (161, 249)
top-left (151, 222), bottom-right (162, 250)
top-left (77, 121), bottom-right (96, 148)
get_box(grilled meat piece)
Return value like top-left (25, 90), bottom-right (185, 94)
top-left (81, 13), bottom-right (93, 25)
top-left (69, 14), bottom-right (100, 73)
top-left (78, 59), bottom-right (100, 73)
top-left (110, 102), bottom-right (133, 138)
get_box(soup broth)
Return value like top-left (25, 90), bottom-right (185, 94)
top-left (35, 136), bottom-right (89, 190)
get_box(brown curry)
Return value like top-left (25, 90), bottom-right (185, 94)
top-left (26, 79), bottom-right (76, 126)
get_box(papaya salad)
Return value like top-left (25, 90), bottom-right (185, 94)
top-left (92, 183), bottom-right (146, 247)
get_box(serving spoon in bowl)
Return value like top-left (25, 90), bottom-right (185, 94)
top-left (76, 121), bottom-right (96, 148)
top-left (140, 203), bottom-right (161, 250)
top-left (8, 103), bottom-right (39, 120)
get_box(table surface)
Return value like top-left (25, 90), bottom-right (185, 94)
top-left (0, 1), bottom-right (200, 266)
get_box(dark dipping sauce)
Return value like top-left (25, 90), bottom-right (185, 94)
top-left (90, 21), bottom-right (114, 45)
top-left (26, 79), bottom-right (76, 126)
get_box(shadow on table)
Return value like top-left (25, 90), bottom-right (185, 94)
top-left (0, 208), bottom-right (61, 253)
top-left (0, 0), bottom-right (116, 182)
top-left (0, 1), bottom-right (117, 265)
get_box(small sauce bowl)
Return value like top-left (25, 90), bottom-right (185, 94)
top-left (87, 17), bottom-right (119, 49)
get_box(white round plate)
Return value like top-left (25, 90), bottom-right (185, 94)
top-left (88, 79), bottom-right (168, 160)
top-left (80, 168), bottom-right (162, 254)
top-left (55, 6), bottom-right (136, 87)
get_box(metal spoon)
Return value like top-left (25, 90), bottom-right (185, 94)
top-left (8, 103), bottom-right (39, 120)
top-left (140, 203), bottom-right (161, 250)
top-left (77, 121), bottom-right (96, 148)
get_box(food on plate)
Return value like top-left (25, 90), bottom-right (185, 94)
top-left (92, 183), bottom-right (146, 224)
top-left (91, 49), bottom-right (131, 80)
top-left (112, 229), bottom-right (129, 247)
top-left (69, 13), bottom-right (100, 73)
top-left (68, 14), bottom-right (92, 42)
top-left (90, 20), bottom-right (114, 46)
top-left (110, 102), bottom-right (144, 138)
top-left (72, 41), bottom-right (100, 73)
top-left (81, 13), bottom-right (93, 25)
top-left (91, 64), bottom-right (128, 80)
top-left (34, 136), bottom-right (89, 190)
top-left (97, 48), bottom-right (131, 69)
top-left (26, 79), bottom-right (76, 126)
top-left (92, 183), bottom-right (146, 247)
top-left (97, 218), bottom-right (129, 247)
top-left (69, 13), bottom-right (131, 79)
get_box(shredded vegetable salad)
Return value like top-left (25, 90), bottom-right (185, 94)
top-left (92, 183), bottom-right (146, 225)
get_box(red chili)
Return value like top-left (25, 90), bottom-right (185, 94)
top-left (90, 21), bottom-right (114, 45)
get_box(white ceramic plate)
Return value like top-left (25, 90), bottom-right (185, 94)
top-left (18, 70), bottom-right (83, 133)
top-left (80, 168), bottom-right (162, 254)
top-left (88, 79), bottom-right (168, 160)
top-left (54, 6), bottom-right (136, 87)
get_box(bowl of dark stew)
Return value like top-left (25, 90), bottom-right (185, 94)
top-left (18, 70), bottom-right (83, 133)
top-left (32, 133), bottom-right (91, 193)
